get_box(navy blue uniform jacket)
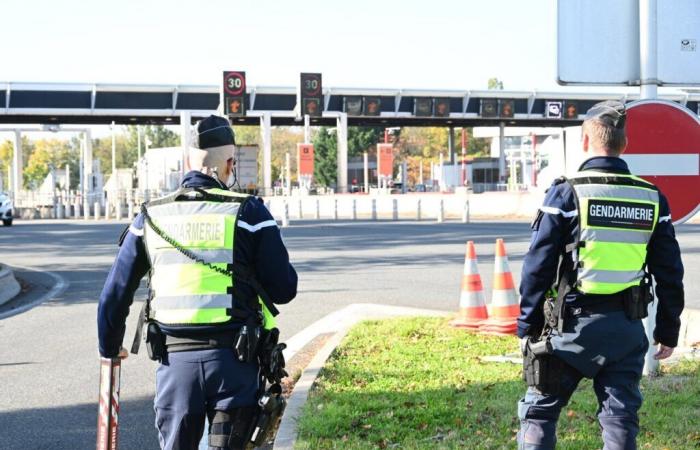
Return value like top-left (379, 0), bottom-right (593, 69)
top-left (97, 171), bottom-right (298, 358)
top-left (517, 157), bottom-right (684, 347)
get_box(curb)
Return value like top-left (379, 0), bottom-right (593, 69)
top-left (0, 264), bottom-right (21, 306)
top-left (272, 303), bottom-right (450, 450)
top-left (0, 266), bottom-right (69, 320)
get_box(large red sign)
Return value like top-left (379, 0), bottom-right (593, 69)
top-left (377, 143), bottom-right (394, 178)
top-left (297, 143), bottom-right (314, 177)
top-left (624, 100), bottom-right (700, 224)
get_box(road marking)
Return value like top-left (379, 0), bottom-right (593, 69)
top-left (622, 154), bottom-right (700, 176)
top-left (0, 266), bottom-right (69, 320)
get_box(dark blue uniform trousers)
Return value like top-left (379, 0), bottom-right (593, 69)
top-left (517, 311), bottom-right (648, 450)
top-left (154, 348), bottom-right (260, 450)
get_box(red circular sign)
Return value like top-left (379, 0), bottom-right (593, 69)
top-left (626, 100), bottom-right (700, 224)
top-left (224, 72), bottom-right (245, 96)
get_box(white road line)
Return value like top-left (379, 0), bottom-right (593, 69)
top-left (0, 266), bottom-right (69, 320)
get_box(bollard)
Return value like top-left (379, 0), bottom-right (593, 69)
top-left (416, 198), bottom-right (422, 221)
top-left (281, 202), bottom-right (290, 228)
top-left (352, 199), bottom-right (357, 220)
top-left (84, 202), bottom-right (90, 220)
top-left (128, 202), bottom-right (134, 219)
top-left (116, 202), bottom-right (123, 220)
top-left (392, 198), bottom-right (398, 221)
top-left (436, 199), bottom-right (444, 223)
top-left (104, 202), bottom-right (111, 220)
top-left (461, 200), bottom-right (470, 223)
top-left (74, 201), bottom-right (82, 219)
top-left (333, 199), bottom-right (338, 220)
top-left (57, 203), bottom-right (65, 220)
top-left (52, 198), bottom-right (58, 219)
top-left (297, 199), bottom-right (303, 219)
top-left (94, 202), bottom-right (101, 221)
top-left (314, 198), bottom-right (320, 220)
top-left (371, 198), bottom-right (377, 221)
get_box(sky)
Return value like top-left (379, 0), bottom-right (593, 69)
top-left (2, 0), bottom-right (570, 91)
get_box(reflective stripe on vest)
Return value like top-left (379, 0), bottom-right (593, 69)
top-left (569, 171), bottom-right (659, 295)
top-left (143, 188), bottom-right (276, 329)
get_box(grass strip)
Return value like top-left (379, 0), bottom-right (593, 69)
top-left (296, 317), bottom-right (700, 449)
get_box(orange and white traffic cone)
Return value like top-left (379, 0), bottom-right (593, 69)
top-left (480, 238), bottom-right (519, 335)
top-left (450, 241), bottom-right (489, 330)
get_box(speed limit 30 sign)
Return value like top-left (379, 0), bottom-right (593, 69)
top-left (223, 71), bottom-right (246, 117)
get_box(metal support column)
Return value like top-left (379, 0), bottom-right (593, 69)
top-left (336, 113), bottom-right (348, 193)
top-left (260, 112), bottom-right (272, 196)
top-left (84, 130), bottom-right (94, 200)
top-left (448, 127), bottom-right (455, 164)
top-left (180, 111), bottom-right (192, 177)
top-left (498, 122), bottom-right (506, 184)
top-left (363, 152), bottom-right (369, 193)
top-left (12, 130), bottom-right (22, 197)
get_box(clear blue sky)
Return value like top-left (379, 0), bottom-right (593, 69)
top-left (3, 0), bottom-right (569, 90)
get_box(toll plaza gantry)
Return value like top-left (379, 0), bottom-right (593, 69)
top-left (2, 81), bottom-right (700, 195)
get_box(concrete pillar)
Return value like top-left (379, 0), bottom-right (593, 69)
top-left (351, 199), bottom-right (357, 220)
top-left (436, 199), bottom-right (444, 223)
top-left (94, 202), bottom-right (101, 221)
top-left (297, 198), bottom-right (303, 219)
top-left (260, 113), bottom-right (272, 196)
top-left (333, 199), bottom-right (338, 220)
top-left (281, 201), bottom-right (289, 228)
top-left (116, 202), bottom-right (123, 220)
top-left (498, 122), bottom-right (506, 184)
top-left (57, 203), bottom-right (65, 219)
top-left (462, 200), bottom-right (470, 223)
top-left (84, 130), bottom-right (94, 196)
top-left (392, 198), bottom-right (398, 221)
top-left (11, 131), bottom-right (22, 197)
top-left (128, 202), bottom-right (134, 219)
top-left (336, 113), bottom-right (348, 193)
top-left (363, 152), bottom-right (369, 193)
top-left (448, 127), bottom-right (455, 164)
top-left (314, 198), bottom-right (320, 219)
top-left (74, 201), bottom-right (81, 219)
top-left (371, 198), bottom-right (377, 221)
top-left (416, 198), bottom-right (422, 221)
top-left (180, 110), bottom-right (192, 178)
top-left (83, 201), bottom-right (90, 220)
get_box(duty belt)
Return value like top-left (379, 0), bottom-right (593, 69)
top-left (566, 296), bottom-right (625, 317)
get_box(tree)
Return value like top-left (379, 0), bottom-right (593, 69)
top-left (22, 139), bottom-right (78, 189)
top-left (313, 127), bottom-right (337, 188)
top-left (488, 77), bottom-right (504, 90)
top-left (348, 127), bottom-right (383, 157)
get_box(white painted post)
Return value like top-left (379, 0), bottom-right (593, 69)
top-left (128, 202), bottom-right (134, 219)
top-left (297, 198), bottom-right (303, 219)
top-left (180, 111), bottom-right (191, 178)
top-left (57, 203), bottom-right (65, 219)
top-left (436, 199), bottom-right (444, 223)
top-left (371, 198), bottom-right (377, 221)
top-left (416, 198), bottom-right (422, 221)
top-left (83, 200), bottom-right (90, 220)
top-left (363, 151), bottom-right (369, 193)
top-left (116, 201), bottom-right (123, 220)
top-left (94, 202), bottom-right (101, 221)
top-left (314, 198), bottom-right (320, 219)
top-left (333, 198), bottom-right (338, 220)
top-left (285, 152), bottom-right (291, 195)
top-left (352, 199), bottom-right (357, 220)
top-left (462, 200), bottom-right (470, 223)
top-left (281, 201), bottom-right (290, 228)
top-left (392, 198), bottom-right (398, 221)
top-left (11, 131), bottom-right (23, 199)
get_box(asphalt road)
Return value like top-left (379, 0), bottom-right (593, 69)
top-left (0, 219), bottom-right (698, 449)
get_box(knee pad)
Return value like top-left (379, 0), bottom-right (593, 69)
top-left (208, 406), bottom-right (257, 450)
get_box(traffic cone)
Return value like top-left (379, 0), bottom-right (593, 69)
top-left (480, 238), bottom-right (519, 335)
top-left (450, 241), bottom-right (489, 330)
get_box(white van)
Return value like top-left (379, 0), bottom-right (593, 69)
top-left (0, 193), bottom-right (13, 226)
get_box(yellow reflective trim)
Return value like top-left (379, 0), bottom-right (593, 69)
top-left (260, 299), bottom-right (276, 330)
top-left (578, 280), bottom-right (639, 295)
top-left (151, 263), bottom-right (231, 296)
top-left (148, 214), bottom-right (227, 249)
top-left (578, 241), bottom-right (647, 272)
top-left (206, 188), bottom-right (251, 199)
top-left (154, 308), bottom-right (230, 325)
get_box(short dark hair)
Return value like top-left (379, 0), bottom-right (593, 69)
top-left (582, 119), bottom-right (626, 155)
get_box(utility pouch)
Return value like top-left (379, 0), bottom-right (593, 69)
top-left (145, 322), bottom-right (165, 362)
top-left (543, 296), bottom-right (558, 329)
top-left (234, 325), bottom-right (261, 364)
top-left (247, 383), bottom-right (287, 448)
top-left (522, 337), bottom-right (563, 395)
top-left (622, 283), bottom-right (652, 320)
top-left (258, 328), bottom-right (288, 384)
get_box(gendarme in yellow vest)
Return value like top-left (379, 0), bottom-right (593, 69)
top-left (568, 170), bottom-right (660, 295)
top-left (143, 187), bottom-right (276, 329)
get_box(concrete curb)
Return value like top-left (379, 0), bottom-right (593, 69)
top-left (272, 303), bottom-right (450, 450)
top-left (0, 264), bottom-right (21, 306)
top-left (0, 266), bottom-right (69, 320)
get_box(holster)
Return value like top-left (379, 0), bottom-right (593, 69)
top-left (145, 322), bottom-right (166, 362)
top-left (246, 383), bottom-right (287, 448)
top-left (258, 328), bottom-right (288, 384)
top-left (622, 280), bottom-right (652, 320)
top-left (522, 336), bottom-right (563, 395)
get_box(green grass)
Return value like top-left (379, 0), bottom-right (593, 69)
top-left (295, 317), bottom-right (700, 450)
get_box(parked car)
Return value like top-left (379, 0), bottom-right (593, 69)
top-left (0, 193), bottom-right (13, 226)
